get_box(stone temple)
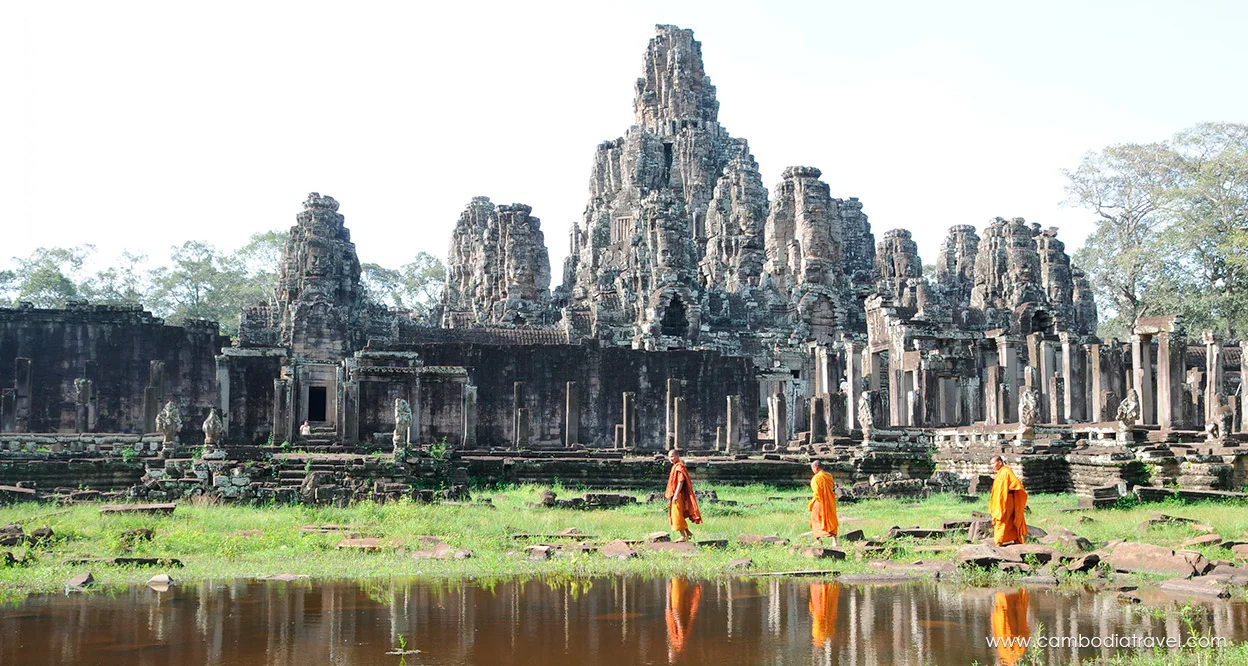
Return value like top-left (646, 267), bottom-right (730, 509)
top-left (0, 25), bottom-right (1245, 504)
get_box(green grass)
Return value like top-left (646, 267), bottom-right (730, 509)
top-left (2, 487), bottom-right (1248, 601)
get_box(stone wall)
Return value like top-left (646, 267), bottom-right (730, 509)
top-left (405, 341), bottom-right (758, 450)
top-left (0, 304), bottom-right (227, 440)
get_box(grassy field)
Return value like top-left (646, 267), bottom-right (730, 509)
top-left (2, 485), bottom-right (1248, 601)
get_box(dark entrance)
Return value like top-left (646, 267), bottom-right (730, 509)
top-left (660, 297), bottom-right (688, 337)
top-left (308, 386), bottom-right (327, 422)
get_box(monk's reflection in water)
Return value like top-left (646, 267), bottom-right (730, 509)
top-left (992, 588), bottom-right (1031, 665)
top-left (808, 582), bottom-right (840, 648)
top-left (666, 577), bottom-right (702, 663)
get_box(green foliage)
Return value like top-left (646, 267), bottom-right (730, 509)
top-left (1066, 122), bottom-right (1248, 337)
top-left (360, 252), bottom-right (446, 324)
top-left (119, 446), bottom-right (137, 464)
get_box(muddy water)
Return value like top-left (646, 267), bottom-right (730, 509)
top-left (1, 577), bottom-right (1245, 665)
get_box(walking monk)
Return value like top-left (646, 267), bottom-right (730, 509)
top-left (989, 455), bottom-right (1028, 546)
top-left (666, 449), bottom-right (701, 542)
top-left (808, 460), bottom-right (838, 546)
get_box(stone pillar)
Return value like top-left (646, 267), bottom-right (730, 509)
top-left (0, 389), bottom-right (15, 433)
top-left (1049, 375), bottom-right (1065, 424)
top-left (143, 360), bottom-right (165, 434)
top-left (1156, 331), bottom-right (1185, 429)
top-left (564, 381), bottom-right (581, 447)
top-left (672, 396), bottom-right (689, 450)
top-left (73, 378), bottom-right (92, 434)
top-left (1204, 332), bottom-right (1224, 425)
top-left (512, 381), bottom-right (527, 448)
top-left (613, 424), bottom-right (624, 449)
top-left (1087, 343), bottom-right (1104, 421)
top-left (984, 366), bottom-right (1002, 426)
top-left (1241, 341), bottom-right (1248, 433)
top-left (888, 365), bottom-right (904, 426)
top-left (214, 356), bottom-right (230, 443)
top-left (273, 378), bottom-right (291, 444)
top-left (1131, 334), bottom-right (1155, 425)
top-left (768, 392), bottom-right (788, 445)
top-left (665, 379), bottom-right (682, 450)
top-left (725, 394), bottom-right (743, 453)
top-left (13, 357), bottom-right (31, 433)
top-left (622, 392), bottom-right (637, 449)
top-left (997, 339), bottom-right (1018, 423)
top-left (715, 426), bottom-right (725, 452)
top-left (845, 341), bottom-right (864, 431)
top-left (461, 384), bottom-right (477, 449)
top-left (809, 395), bottom-right (827, 443)
top-left (343, 379), bottom-right (359, 444)
top-left (1060, 333), bottom-right (1085, 422)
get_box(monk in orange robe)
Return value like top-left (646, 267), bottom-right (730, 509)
top-left (666, 449), bottom-right (702, 542)
top-left (808, 460), bottom-right (838, 546)
top-left (666, 577), bottom-right (702, 663)
top-left (991, 588), bottom-right (1030, 665)
top-left (808, 582), bottom-right (840, 647)
top-left (989, 455), bottom-right (1028, 546)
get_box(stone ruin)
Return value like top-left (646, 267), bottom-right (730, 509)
top-left (0, 25), bottom-right (1246, 506)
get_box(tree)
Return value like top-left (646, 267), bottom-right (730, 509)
top-left (80, 250), bottom-right (150, 304)
top-left (8, 245), bottom-right (96, 307)
top-left (1063, 143), bottom-right (1176, 338)
top-left (1066, 123), bottom-right (1248, 338)
top-left (361, 252), bottom-right (446, 323)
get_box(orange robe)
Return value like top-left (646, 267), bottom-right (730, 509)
top-left (808, 582), bottom-right (840, 647)
top-left (991, 589), bottom-right (1030, 665)
top-left (808, 470), bottom-right (838, 537)
top-left (989, 465), bottom-right (1028, 545)
top-left (666, 577), bottom-right (702, 663)
top-left (666, 461), bottom-right (702, 530)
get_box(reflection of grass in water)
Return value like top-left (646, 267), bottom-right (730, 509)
top-left (4, 488), bottom-right (1248, 601)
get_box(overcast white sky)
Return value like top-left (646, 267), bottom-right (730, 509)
top-left (2, 1), bottom-right (1246, 284)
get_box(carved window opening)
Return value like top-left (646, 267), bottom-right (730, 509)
top-left (611, 216), bottom-right (633, 244)
top-left (662, 142), bottom-right (674, 184)
top-left (1030, 310), bottom-right (1054, 335)
top-left (308, 386), bottom-right (328, 422)
top-left (660, 296), bottom-right (688, 337)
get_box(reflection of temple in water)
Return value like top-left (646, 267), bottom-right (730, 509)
top-left (2, 578), bottom-right (1247, 665)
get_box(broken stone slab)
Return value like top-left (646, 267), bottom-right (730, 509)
top-left (867, 559), bottom-right (958, 578)
top-left (0, 533), bottom-right (23, 547)
top-left (968, 520), bottom-right (993, 542)
top-left (727, 557), bottom-right (752, 570)
top-left (840, 529), bottom-right (864, 542)
top-left (645, 531), bottom-right (671, 543)
top-left (28, 527), bottom-right (53, 543)
top-left (956, 544), bottom-right (1007, 568)
top-left (1179, 550), bottom-right (1213, 576)
top-left (147, 574), bottom-right (174, 591)
top-left (1193, 523), bottom-right (1216, 533)
top-left (1180, 534), bottom-right (1223, 548)
top-left (100, 503), bottom-right (176, 515)
top-left (793, 546), bottom-right (846, 560)
top-left (1105, 542), bottom-right (1200, 578)
top-left (695, 539), bottom-right (728, 549)
top-left (999, 544), bottom-right (1065, 565)
top-left (1026, 525), bottom-right (1047, 539)
top-left (431, 542), bottom-right (472, 560)
top-left (66, 573), bottom-right (95, 589)
top-left (1064, 554), bottom-right (1101, 573)
top-left (336, 538), bottom-right (383, 551)
top-left (1159, 577), bottom-right (1230, 599)
top-left (601, 539), bottom-right (637, 560)
top-left (510, 532), bottom-right (597, 541)
top-left (1139, 513), bottom-right (1197, 530)
top-left (525, 545), bottom-right (552, 561)
top-left (886, 526), bottom-right (945, 540)
top-left (1039, 529), bottom-right (1093, 553)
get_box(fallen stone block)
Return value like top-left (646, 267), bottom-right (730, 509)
top-left (1040, 529), bottom-right (1093, 553)
top-left (1019, 576), bottom-right (1060, 586)
top-left (942, 520), bottom-right (972, 530)
top-left (1204, 564), bottom-right (1248, 586)
top-left (999, 562), bottom-right (1032, 574)
top-left (646, 531), bottom-right (671, 543)
top-left (738, 534), bottom-right (789, 546)
top-left (28, 527), bottom-right (53, 543)
top-left (258, 574), bottom-right (308, 581)
top-left (1178, 550), bottom-right (1213, 575)
top-left (1159, 577), bottom-right (1230, 599)
top-left (601, 539), bottom-right (637, 560)
top-left (66, 573), bottom-right (95, 589)
top-left (0, 533), bottom-right (23, 547)
top-left (1105, 542), bottom-right (1199, 578)
top-left (956, 544), bottom-right (1007, 568)
top-left (999, 544), bottom-right (1064, 565)
top-left (727, 557), bottom-right (752, 570)
top-left (695, 539), bottom-right (728, 549)
top-left (431, 542), bottom-right (472, 560)
top-left (968, 520), bottom-right (993, 542)
top-left (867, 559), bottom-right (958, 578)
top-left (525, 545), bottom-right (552, 561)
top-left (336, 538), bottom-right (382, 551)
top-left (887, 527), bottom-right (944, 540)
top-left (147, 574), bottom-right (174, 591)
top-left (1064, 553), bottom-right (1101, 573)
top-left (840, 529), bottom-right (864, 542)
